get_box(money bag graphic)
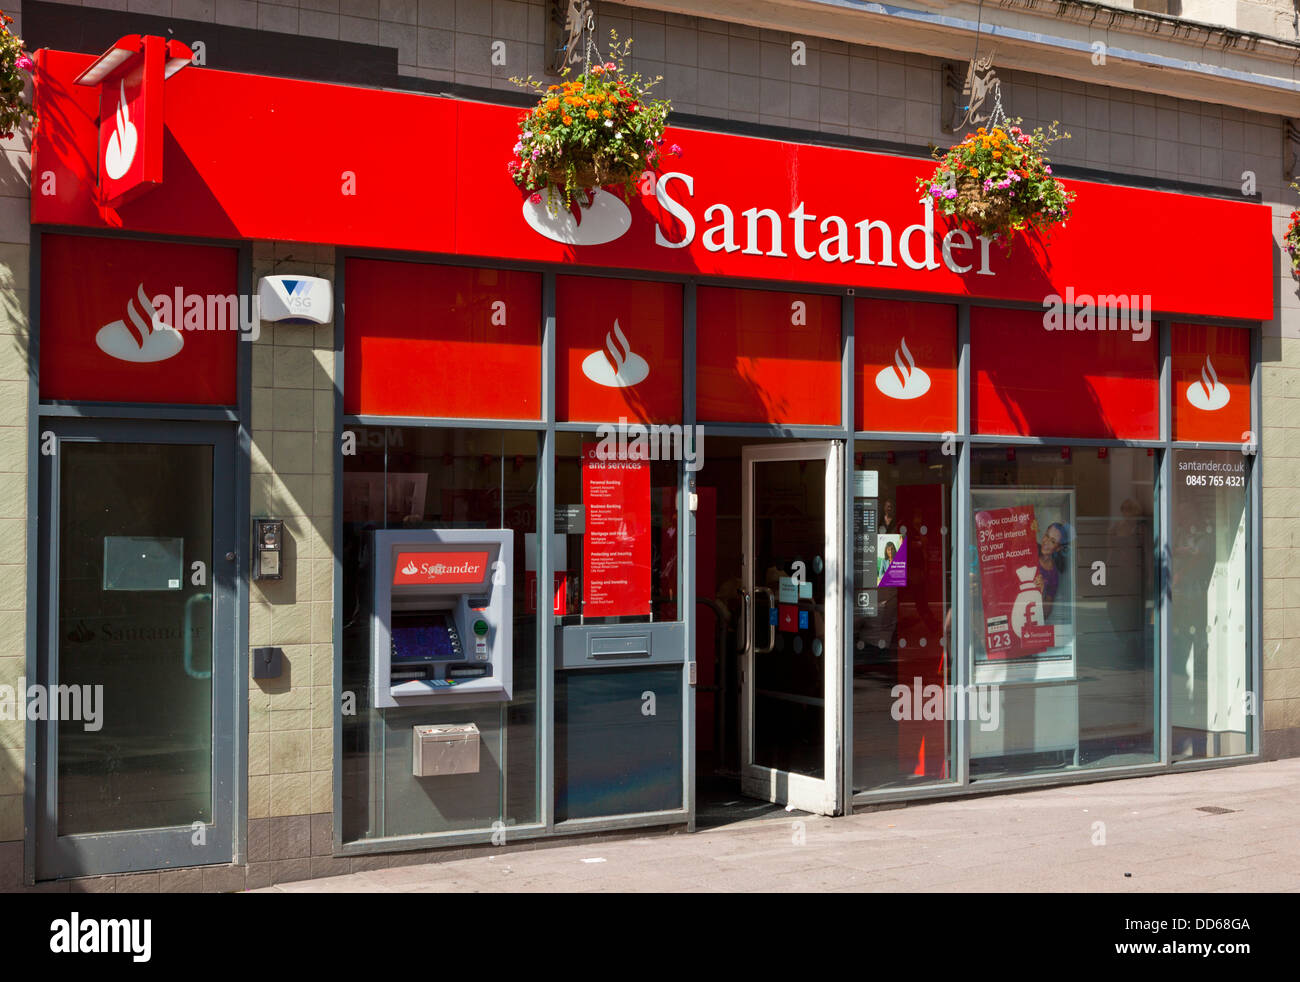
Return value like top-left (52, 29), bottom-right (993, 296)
top-left (1010, 565), bottom-right (1046, 638)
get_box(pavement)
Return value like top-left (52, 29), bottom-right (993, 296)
top-left (250, 758), bottom-right (1300, 893)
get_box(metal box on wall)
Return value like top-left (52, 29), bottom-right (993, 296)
top-left (412, 723), bottom-right (481, 777)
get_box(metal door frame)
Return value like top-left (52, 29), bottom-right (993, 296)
top-left (35, 418), bottom-right (239, 878)
top-left (739, 440), bottom-right (843, 816)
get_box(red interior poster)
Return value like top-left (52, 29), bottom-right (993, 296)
top-left (974, 506), bottom-right (1055, 659)
top-left (582, 443), bottom-right (651, 616)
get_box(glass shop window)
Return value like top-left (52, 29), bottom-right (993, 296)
top-left (852, 442), bottom-right (956, 792)
top-left (339, 426), bottom-right (540, 843)
top-left (967, 445), bottom-right (1158, 779)
top-left (1170, 449), bottom-right (1252, 760)
top-left (552, 432), bottom-right (681, 624)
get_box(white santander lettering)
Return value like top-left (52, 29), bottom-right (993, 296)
top-left (788, 202), bottom-right (816, 260)
top-left (941, 228), bottom-right (974, 273)
top-left (644, 179), bottom-right (997, 278)
top-left (703, 203), bottom-right (738, 253)
top-left (654, 172), bottom-right (695, 249)
top-left (740, 207), bottom-right (787, 257)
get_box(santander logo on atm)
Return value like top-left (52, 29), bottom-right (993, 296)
top-left (1186, 356), bottom-right (1230, 411)
top-left (104, 79), bottom-right (139, 181)
top-left (874, 338), bottom-right (931, 400)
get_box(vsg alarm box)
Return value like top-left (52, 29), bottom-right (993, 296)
top-left (371, 529), bottom-right (513, 708)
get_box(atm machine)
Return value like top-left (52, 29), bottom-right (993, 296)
top-left (371, 528), bottom-right (513, 709)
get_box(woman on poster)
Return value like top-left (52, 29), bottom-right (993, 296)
top-left (1032, 521), bottom-right (1070, 621)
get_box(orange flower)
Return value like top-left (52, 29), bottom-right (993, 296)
top-left (968, 167), bottom-right (979, 176)
top-left (586, 109), bottom-right (598, 119)
top-left (547, 85), bottom-right (558, 92)
top-left (545, 98), bottom-right (559, 111)
top-left (992, 151), bottom-right (1002, 159)
top-left (603, 109), bottom-right (613, 118)
top-left (562, 114), bottom-right (573, 125)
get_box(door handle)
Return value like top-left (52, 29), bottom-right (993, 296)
top-left (738, 590), bottom-right (750, 653)
top-left (754, 586), bottom-right (776, 654)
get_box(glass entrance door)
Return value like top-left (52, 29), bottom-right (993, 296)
top-left (740, 442), bottom-right (843, 815)
top-left (36, 420), bottom-right (237, 878)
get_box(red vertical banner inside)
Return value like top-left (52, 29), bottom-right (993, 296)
top-left (344, 259), bottom-right (542, 419)
top-left (696, 287), bottom-right (841, 424)
top-left (855, 299), bottom-right (957, 433)
top-left (557, 276), bottom-right (682, 423)
top-left (38, 233), bottom-right (240, 404)
top-left (1172, 322), bottom-right (1251, 444)
top-left (582, 442), bottom-right (651, 617)
top-left (971, 307), bottom-right (1159, 439)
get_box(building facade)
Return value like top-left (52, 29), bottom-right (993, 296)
top-left (0, 0), bottom-right (1297, 890)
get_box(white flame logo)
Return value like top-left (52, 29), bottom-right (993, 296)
top-left (522, 189), bottom-right (632, 246)
top-left (581, 320), bottom-right (650, 388)
top-left (104, 79), bottom-right (139, 181)
top-left (1185, 356), bottom-right (1230, 411)
top-left (94, 283), bottom-right (184, 363)
top-left (401, 560), bottom-right (418, 575)
top-left (874, 337), bottom-right (931, 400)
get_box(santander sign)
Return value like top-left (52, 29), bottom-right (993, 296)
top-left (524, 171), bottom-right (1001, 278)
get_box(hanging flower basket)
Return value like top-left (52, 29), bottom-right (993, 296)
top-left (509, 31), bottom-right (677, 208)
top-left (0, 11), bottom-right (36, 139)
top-left (917, 120), bottom-right (1075, 244)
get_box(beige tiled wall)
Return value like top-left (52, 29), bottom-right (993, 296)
top-left (0, 111), bottom-right (30, 841)
top-left (248, 242), bottom-right (335, 819)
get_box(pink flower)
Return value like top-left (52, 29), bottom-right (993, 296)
top-left (530, 193), bottom-right (542, 203)
top-left (15, 55), bottom-right (33, 73)
top-left (669, 144), bottom-right (682, 155)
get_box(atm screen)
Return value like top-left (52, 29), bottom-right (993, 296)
top-left (391, 613), bottom-right (459, 661)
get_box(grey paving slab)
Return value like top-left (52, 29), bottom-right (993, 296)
top-left (248, 759), bottom-right (1300, 893)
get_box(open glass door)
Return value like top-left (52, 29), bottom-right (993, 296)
top-left (740, 442), bottom-right (843, 815)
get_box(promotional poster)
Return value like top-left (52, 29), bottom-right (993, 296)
top-left (972, 488), bottom-right (1076, 684)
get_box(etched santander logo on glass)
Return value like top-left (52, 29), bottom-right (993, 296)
top-left (392, 552), bottom-right (489, 585)
top-left (875, 338), bottom-right (931, 400)
top-left (522, 190), bottom-right (631, 246)
top-left (96, 283), bottom-right (184, 363)
top-left (582, 320), bottom-right (649, 388)
top-left (1186, 356), bottom-right (1230, 411)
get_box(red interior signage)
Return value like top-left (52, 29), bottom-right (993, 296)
top-left (392, 551), bottom-right (490, 585)
top-left (38, 233), bottom-right (239, 405)
top-left (557, 276), bottom-right (682, 423)
top-left (855, 299), bottom-right (957, 433)
top-left (971, 307), bottom-right (1159, 440)
top-left (696, 287), bottom-right (841, 425)
top-left (344, 259), bottom-right (542, 419)
top-left (1172, 323), bottom-right (1251, 444)
top-left (582, 442), bottom-right (651, 617)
